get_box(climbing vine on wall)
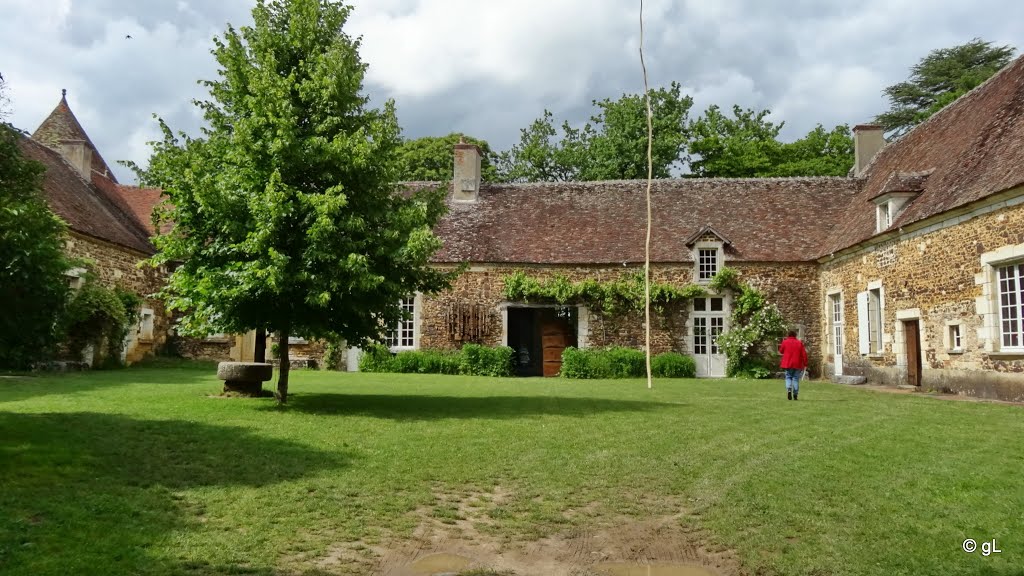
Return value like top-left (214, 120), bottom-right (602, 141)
top-left (710, 268), bottom-right (788, 378)
top-left (502, 271), bottom-right (707, 315)
top-left (503, 267), bottom-right (788, 378)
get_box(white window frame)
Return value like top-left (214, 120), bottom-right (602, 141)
top-left (876, 202), bottom-right (892, 232)
top-left (387, 295), bottom-right (420, 352)
top-left (946, 323), bottom-right (963, 353)
top-left (693, 241), bottom-right (722, 283)
top-left (857, 282), bottom-right (885, 356)
top-left (828, 291), bottom-right (844, 357)
top-left (996, 262), bottom-right (1024, 352)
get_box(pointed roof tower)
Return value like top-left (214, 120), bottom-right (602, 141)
top-left (32, 89), bottom-right (119, 183)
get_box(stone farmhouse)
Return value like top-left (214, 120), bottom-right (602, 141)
top-left (23, 55), bottom-right (1024, 400)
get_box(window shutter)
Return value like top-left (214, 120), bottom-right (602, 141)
top-left (857, 291), bottom-right (870, 355)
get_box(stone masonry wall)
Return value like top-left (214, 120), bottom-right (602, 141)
top-left (419, 262), bottom-right (821, 372)
top-left (819, 197), bottom-right (1024, 400)
top-left (64, 232), bottom-right (169, 363)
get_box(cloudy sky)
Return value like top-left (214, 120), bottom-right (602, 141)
top-left (2, 0), bottom-right (1023, 183)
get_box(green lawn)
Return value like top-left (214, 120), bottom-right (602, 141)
top-left (1, 363), bottom-right (1021, 576)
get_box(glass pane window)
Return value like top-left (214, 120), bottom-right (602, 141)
top-left (693, 317), bottom-right (707, 355)
top-left (998, 264), bottom-right (1024, 349)
top-left (829, 294), bottom-right (843, 356)
top-left (949, 325), bottom-right (962, 351)
top-left (693, 298), bottom-right (706, 312)
top-left (698, 249), bottom-right (718, 280)
top-left (387, 297), bottom-right (416, 349)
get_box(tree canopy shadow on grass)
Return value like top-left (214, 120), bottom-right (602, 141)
top-left (0, 412), bottom-right (346, 576)
top-left (0, 361), bottom-right (220, 404)
top-left (262, 392), bottom-right (676, 420)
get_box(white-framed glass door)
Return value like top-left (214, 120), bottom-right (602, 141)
top-left (692, 297), bottom-right (727, 377)
top-left (830, 293), bottom-right (844, 376)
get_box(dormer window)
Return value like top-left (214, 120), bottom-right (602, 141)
top-left (871, 171), bottom-right (929, 233)
top-left (684, 225), bottom-right (731, 284)
top-left (872, 192), bottom-right (920, 233)
top-left (698, 248), bottom-right (719, 281)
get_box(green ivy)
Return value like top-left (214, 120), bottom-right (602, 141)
top-left (715, 281), bottom-right (788, 378)
top-left (501, 270), bottom-right (707, 315)
top-left (504, 266), bottom-right (788, 379)
top-left (63, 281), bottom-right (142, 369)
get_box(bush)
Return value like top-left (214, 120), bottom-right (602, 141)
top-left (358, 343), bottom-right (395, 373)
top-left (392, 350), bottom-right (422, 373)
top-left (605, 347), bottom-right (646, 378)
top-left (322, 339), bottom-right (345, 370)
top-left (62, 282), bottom-right (139, 368)
top-left (359, 344), bottom-right (510, 376)
top-left (460, 343), bottom-right (514, 377)
top-left (652, 352), bottom-right (696, 378)
top-left (417, 350), bottom-right (461, 375)
top-left (560, 346), bottom-right (647, 379)
top-left (560, 347), bottom-right (593, 379)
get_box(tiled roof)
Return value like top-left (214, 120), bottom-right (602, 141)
top-left (93, 175), bottom-right (167, 235)
top-left (19, 137), bottom-right (154, 254)
top-left (31, 92), bottom-right (119, 183)
top-left (821, 54), bottom-right (1024, 256)
top-left (431, 177), bottom-right (862, 264)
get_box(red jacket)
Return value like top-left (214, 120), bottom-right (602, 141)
top-left (779, 337), bottom-right (808, 370)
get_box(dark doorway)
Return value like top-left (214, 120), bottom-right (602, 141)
top-left (507, 307), bottom-right (578, 377)
top-left (903, 319), bottom-right (922, 387)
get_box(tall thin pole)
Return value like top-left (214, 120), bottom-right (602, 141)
top-left (639, 0), bottom-right (655, 389)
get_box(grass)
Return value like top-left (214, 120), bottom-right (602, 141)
top-left (1, 363), bottom-right (1022, 575)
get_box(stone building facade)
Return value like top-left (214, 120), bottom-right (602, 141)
top-left (26, 55), bottom-right (1024, 399)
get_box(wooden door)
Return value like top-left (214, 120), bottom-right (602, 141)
top-left (541, 319), bottom-right (571, 377)
top-left (903, 320), bottom-right (921, 386)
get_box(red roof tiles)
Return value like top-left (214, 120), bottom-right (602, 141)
top-left (19, 137), bottom-right (154, 254)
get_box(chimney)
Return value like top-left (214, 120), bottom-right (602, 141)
top-left (853, 124), bottom-right (885, 176)
top-left (58, 139), bottom-right (93, 179)
top-left (453, 137), bottom-right (482, 202)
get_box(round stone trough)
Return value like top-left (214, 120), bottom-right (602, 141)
top-left (217, 362), bottom-right (273, 397)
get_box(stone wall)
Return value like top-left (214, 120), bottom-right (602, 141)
top-left (64, 232), bottom-right (169, 364)
top-left (818, 194), bottom-right (1024, 400)
top-left (419, 262), bottom-right (821, 371)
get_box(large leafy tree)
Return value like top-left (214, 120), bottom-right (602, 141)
top-left (771, 124), bottom-right (854, 177)
top-left (876, 38), bottom-right (1016, 136)
top-left (687, 105), bottom-right (783, 178)
top-left (0, 77), bottom-right (71, 369)
top-left (396, 133), bottom-right (499, 182)
top-left (497, 82), bottom-right (692, 182)
top-left (688, 105), bottom-right (853, 178)
top-left (136, 0), bottom-right (453, 402)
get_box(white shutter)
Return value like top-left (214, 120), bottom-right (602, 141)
top-left (857, 291), bottom-right (870, 355)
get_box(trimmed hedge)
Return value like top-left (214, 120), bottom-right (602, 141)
top-left (359, 343), bottom-right (513, 377)
top-left (561, 347), bottom-right (696, 379)
top-left (651, 352), bottom-right (696, 378)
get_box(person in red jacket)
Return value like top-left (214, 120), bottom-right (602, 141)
top-left (779, 330), bottom-right (808, 400)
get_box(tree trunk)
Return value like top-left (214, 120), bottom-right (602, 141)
top-left (254, 328), bottom-right (267, 363)
top-left (277, 328), bottom-right (290, 404)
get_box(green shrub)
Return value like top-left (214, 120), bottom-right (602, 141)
top-left (322, 339), bottom-right (345, 370)
top-left (560, 346), bottom-right (647, 379)
top-left (392, 350), bottom-right (422, 373)
top-left (358, 343), bottom-right (395, 373)
top-left (417, 350), bottom-right (461, 375)
top-left (62, 282), bottom-right (139, 368)
top-left (460, 343), bottom-right (514, 377)
top-left (606, 346), bottom-right (646, 378)
top-left (560, 347), bottom-right (593, 378)
top-left (652, 352), bottom-right (696, 378)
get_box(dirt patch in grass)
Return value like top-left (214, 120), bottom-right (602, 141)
top-left (315, 487), bottom-right (742, 575)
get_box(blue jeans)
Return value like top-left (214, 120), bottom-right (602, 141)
top-left (785, 369), bottom-right (803, 393)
